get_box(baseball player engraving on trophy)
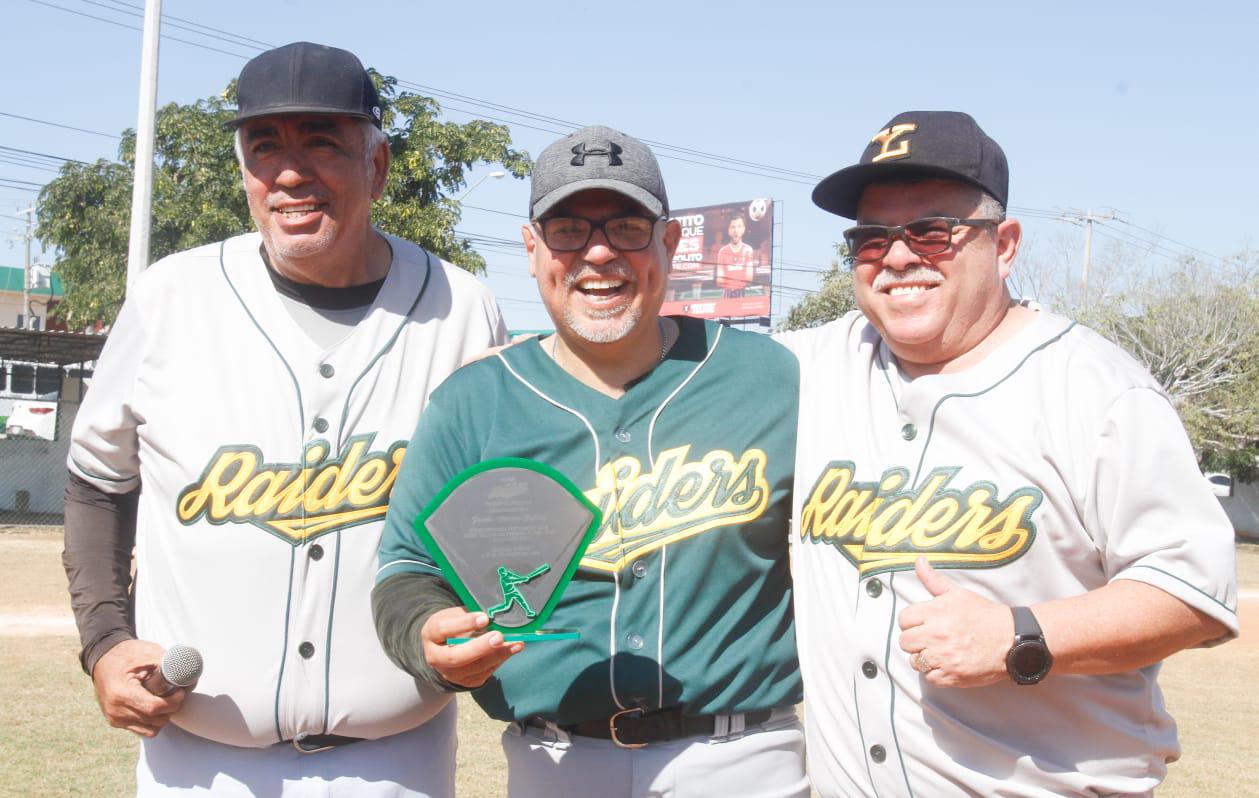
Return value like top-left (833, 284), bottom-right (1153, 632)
top-left (413, 457), bottom-right (601, 643)
top-left (487, 564), bottom-right (550, 619)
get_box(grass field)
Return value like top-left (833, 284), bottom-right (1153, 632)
top-left (1, 528), bottom-right (1255, 797)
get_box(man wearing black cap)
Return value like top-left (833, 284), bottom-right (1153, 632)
top-left (375, 124), bottom-right (806, 796)
top-left (63, 42), bottom-right (506, 796)
top-left (777, 111), bottom-right (1237, 796)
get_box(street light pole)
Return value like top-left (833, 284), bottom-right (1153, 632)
top-left (456, 170), bottom-right (506, 202)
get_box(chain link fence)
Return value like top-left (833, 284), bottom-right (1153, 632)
top-left (0, 336), bottom-right (102, 524)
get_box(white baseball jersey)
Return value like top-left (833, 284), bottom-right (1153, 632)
top-left (777, 309), bottom-right (1238, 798)
top-left (69, 231), bottom-right (507, 748)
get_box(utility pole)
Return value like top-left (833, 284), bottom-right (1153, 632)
top-left (16, 206), bottom-right (34, 329)
top-left (1061, 208), bottom-right (1117, 308)
top-left (125, 0), bottom-right (162, 292)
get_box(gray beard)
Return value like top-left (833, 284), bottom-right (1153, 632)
top-left (561, 262), bottom-right (640, 343)
top-left (563, 303), bottom-right (641, 344)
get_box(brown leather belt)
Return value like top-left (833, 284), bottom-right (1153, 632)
top-left (549, 706), bottom-right (777, 749)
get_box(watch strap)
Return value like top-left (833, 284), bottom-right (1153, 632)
top-left (1011, 605), bottom-right (1042, 640)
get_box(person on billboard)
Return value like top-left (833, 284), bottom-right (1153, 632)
top-left (715, 214), bottom-right (757, 297)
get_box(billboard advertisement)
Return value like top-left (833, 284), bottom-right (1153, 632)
top-left (662, 198), bottom-right (773, 320)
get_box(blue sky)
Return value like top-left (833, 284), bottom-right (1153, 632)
top-left (3, 0), bottom-right (1257, 329)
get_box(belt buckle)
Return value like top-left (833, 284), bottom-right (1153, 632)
top-left (291, 733), bottom-right (334, 755)
top-left (609, 706), bottom-right (647, 750)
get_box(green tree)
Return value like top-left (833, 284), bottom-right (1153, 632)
top-left (37, 72), bottom-right (529, 327)
top-left (1082, 260), bottom-right (1259, 480)
top-left (778, 245), bottom-right (857, 331)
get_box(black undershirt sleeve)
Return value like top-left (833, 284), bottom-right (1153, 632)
top-left (371, 572), bottom-right (470, 693)
top-left (62, 471), bottom-right (139, 675)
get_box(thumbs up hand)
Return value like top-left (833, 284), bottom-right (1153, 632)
top-left (897, 557), bottom-right (1015, 688)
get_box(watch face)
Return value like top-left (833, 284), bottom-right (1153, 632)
top-left (1010, 641), bottom-right (1052, 683)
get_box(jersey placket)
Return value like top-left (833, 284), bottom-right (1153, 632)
top-left (276, 357), bottom-right (345, 740)
top-left (859, 361), bottom-right (934, 797)
top-left (599, 404), bottom-right (666, 714)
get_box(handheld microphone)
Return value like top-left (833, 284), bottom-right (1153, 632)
top-left (142, 644), bottom-right (203, 696)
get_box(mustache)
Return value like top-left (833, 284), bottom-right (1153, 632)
top-left (871, 266), bottom-right (943, 293)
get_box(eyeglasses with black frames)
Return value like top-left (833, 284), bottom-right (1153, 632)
top-left (843, 217), bottom-right (1000, 262)
top-left (536, 215), bottom-right (666, 252)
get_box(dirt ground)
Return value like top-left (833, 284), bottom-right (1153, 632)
top-left (2, 526), bottom-right (1256, 797)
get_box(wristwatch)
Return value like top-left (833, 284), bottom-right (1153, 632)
top-left (1006, 606), bottom-right (1053, 685)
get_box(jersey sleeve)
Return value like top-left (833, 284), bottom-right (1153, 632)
top-left (377, 373), bottom-right (482, 582)
top-left (66, 295), bottom-right (149, 493)
top-left (484, 292), bottom-right (509, 348)
top-left (1089, 386), bottom-right (1238, 643)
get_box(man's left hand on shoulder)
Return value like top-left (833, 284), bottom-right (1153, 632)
top-left (897, 557), bottom-right (1014, 688)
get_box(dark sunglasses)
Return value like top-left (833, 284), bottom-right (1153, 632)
top-left (843, 216), bottom-right (1000, 262)
top-left (536, 215), bottom-right (665, 252)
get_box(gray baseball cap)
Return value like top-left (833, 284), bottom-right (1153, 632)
top-left (529, 125), bottom-right (669, 219)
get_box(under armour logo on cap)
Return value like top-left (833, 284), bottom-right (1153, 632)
top-left (570, 141), bottom-right (623, 167)
top-left (529, 125), bottom-right (668, 219)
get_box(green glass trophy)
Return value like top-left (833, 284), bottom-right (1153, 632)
top-left (413, 457), bottom-right (601, 643)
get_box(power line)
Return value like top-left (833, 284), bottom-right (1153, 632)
top-left (0, 110), bottom-right (119, 140)
top-left (33, 0), bottom-right (821, 186)
top-left (23, 0), bottom-right (1231, 294)
top-left (1112, 216), bottom-right (1228, 265)
top-left (399, 79), bottom-right (822, 181)
top-left (0, 145), bottom-right (80, 164)
top-left (96, 0), bottom-right (275, 49)
top-left (27, 0), bottom-right (251, 59)
top-left (78, 0), bottom-right (261, 53)
top-left (0, 157), bottom-right (59, 174)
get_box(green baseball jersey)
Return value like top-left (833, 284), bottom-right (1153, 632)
top-left (377, 317), bottom-right (801, 725)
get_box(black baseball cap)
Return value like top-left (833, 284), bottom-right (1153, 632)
top-left (812, 111), bottom-right (1008, 219)
top-left (529, 125), bottom-right (669, 219)
top-left (231, 42), bottom-right (383, 129)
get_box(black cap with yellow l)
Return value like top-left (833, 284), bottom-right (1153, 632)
top-left (812, 111), bottom-right (1008, 220)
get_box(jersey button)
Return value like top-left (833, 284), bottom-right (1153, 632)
top-left (319, 363), bottom-right (335, 378)
top-left (870, 744), bottom-right (886, 763)
top-left (901, 423), bottom-right (917, 441)
top-left (627, 633), bottom-right (645, 650)
top-left (298, 642), bottom-right (315, 659)
top-left (614, 427), bottom-right (631, 443)
top-left (865, 579), bottom-right (883, 598)
top-left (862, 661), bottom-right (878, 679)
top-left (313, 417), bottom-right (329, 433)
top-left (631, 561), bottom-right (648, 578)
top-left (309, 544), bottom-right (324, 561)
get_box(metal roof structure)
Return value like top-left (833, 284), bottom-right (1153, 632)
top-left (0, 327), bottom-right (107, 365)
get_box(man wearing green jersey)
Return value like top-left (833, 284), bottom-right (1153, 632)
top-left (374, 125), bottom-right (805, 797)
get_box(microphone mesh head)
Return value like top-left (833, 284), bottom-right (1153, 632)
top-left (161, 645), bottom-right (204, 687)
